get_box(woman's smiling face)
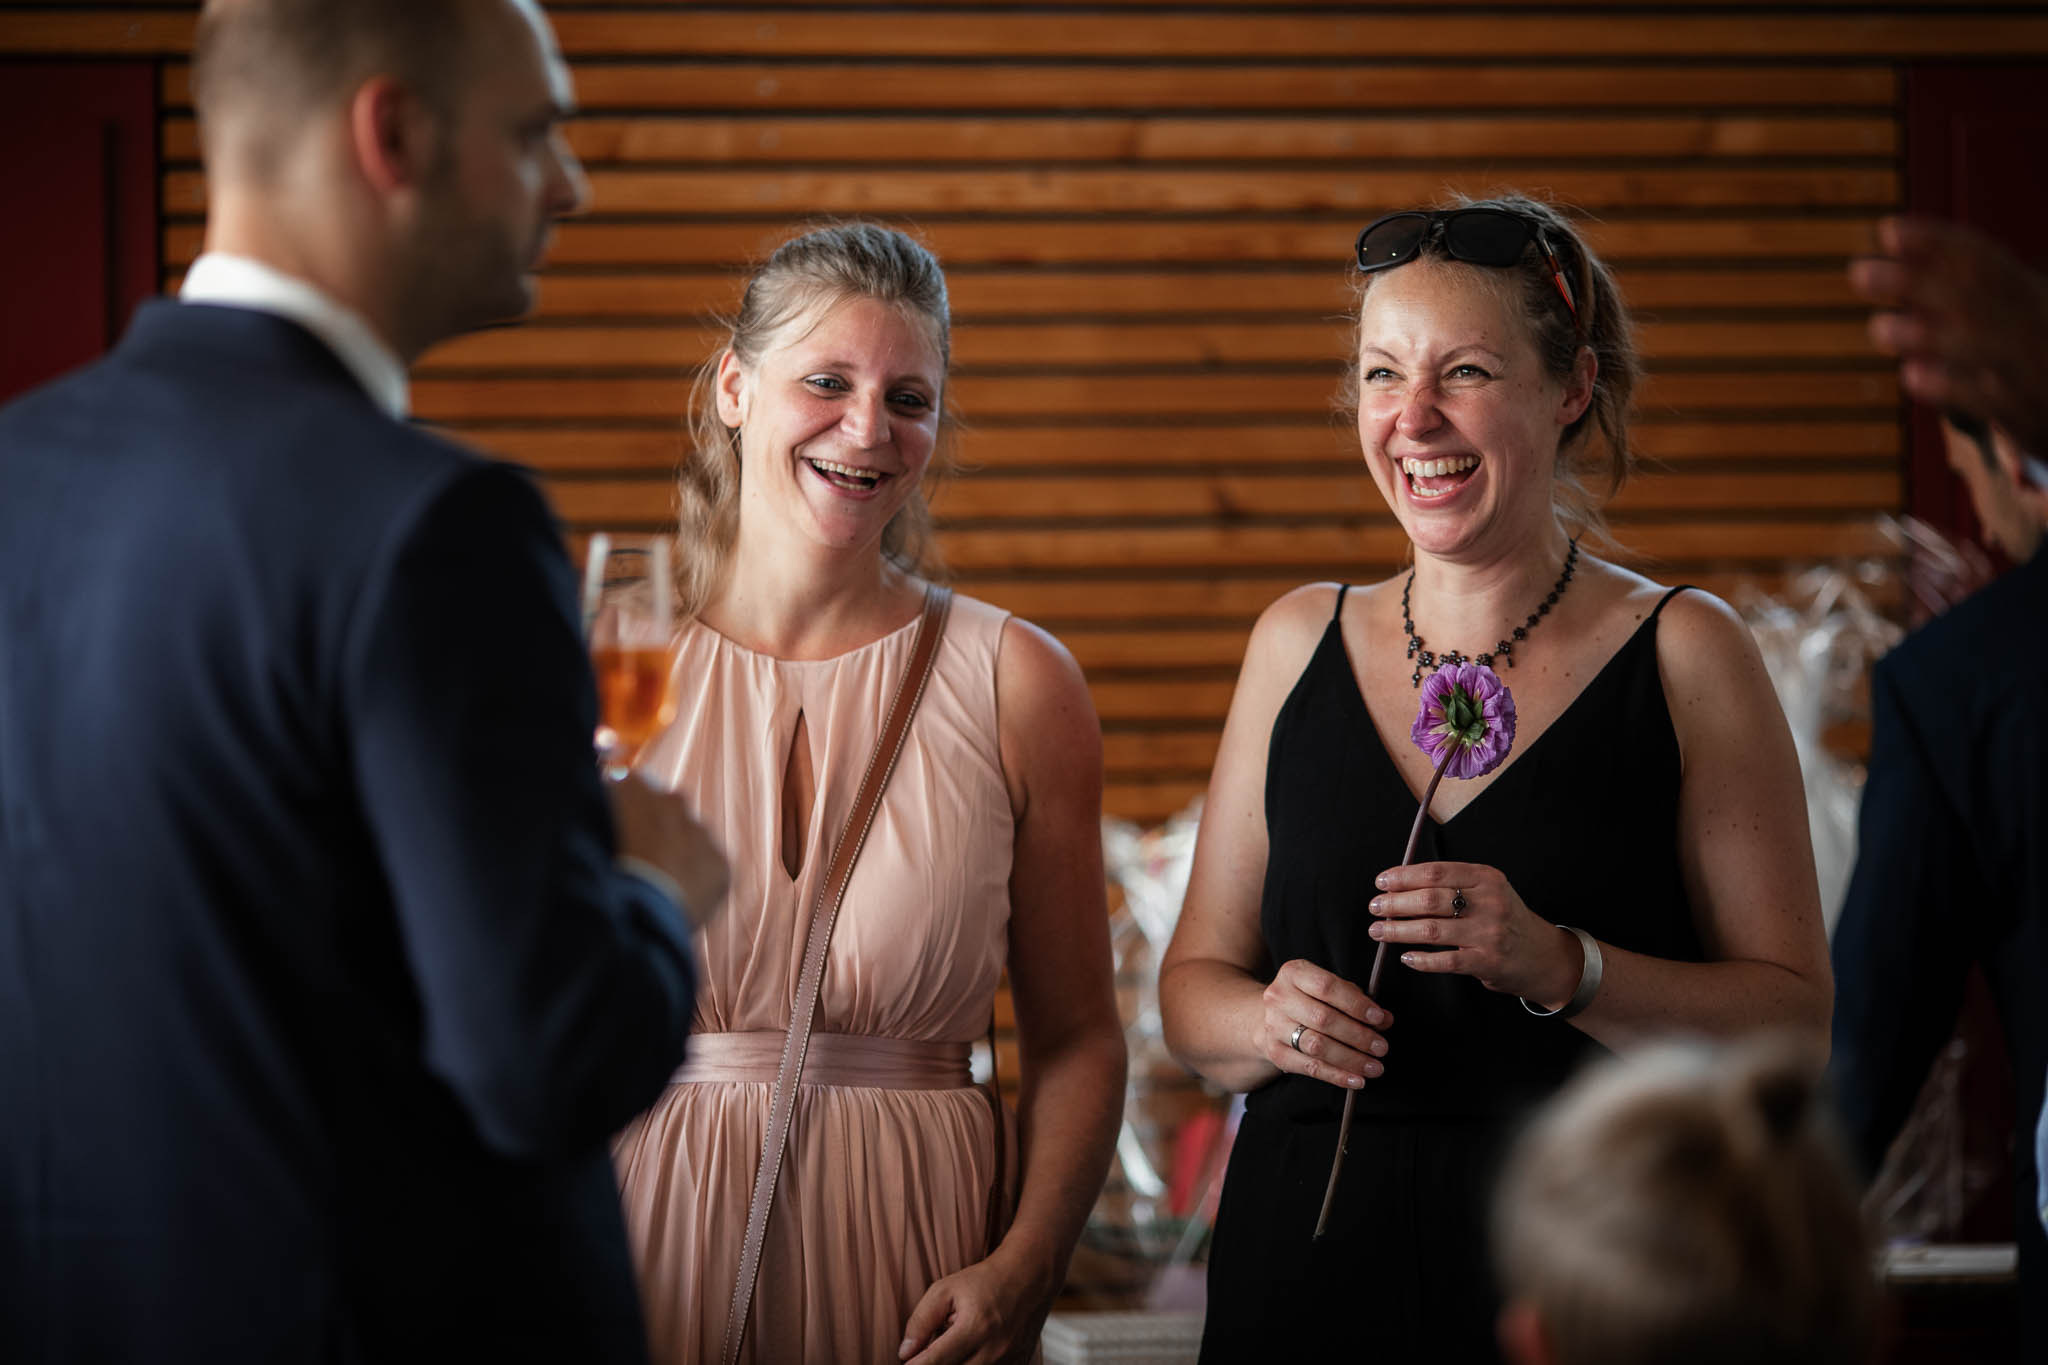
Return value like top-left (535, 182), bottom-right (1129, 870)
top-left (718, 293), bottom-right (945, 555)
top-left (1355, 259), bottom-right (1591, 559)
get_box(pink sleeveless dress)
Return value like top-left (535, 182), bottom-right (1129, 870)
top-left (614, 593), bottom-right (1016, 1364)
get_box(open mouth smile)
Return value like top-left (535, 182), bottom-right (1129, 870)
top-left (1402, 454), bottom-right (1479, 500)
top-left (804, 457), bottom-right (892, 494)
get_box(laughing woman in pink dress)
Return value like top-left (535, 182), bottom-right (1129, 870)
top-left (613, 222), bottom-right (1125, 1365)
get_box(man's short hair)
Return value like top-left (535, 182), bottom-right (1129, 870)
top-left (191, 0), bottom-right (481, 178)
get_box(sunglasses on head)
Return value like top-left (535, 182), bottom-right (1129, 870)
top-left (1354, 208), bottom-right (1579, 327)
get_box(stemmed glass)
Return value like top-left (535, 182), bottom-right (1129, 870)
top-left (580, 532), bottom-right (679, 767)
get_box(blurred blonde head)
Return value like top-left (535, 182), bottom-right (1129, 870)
top-left (1492, 1037), bottom-right (1876, 1365)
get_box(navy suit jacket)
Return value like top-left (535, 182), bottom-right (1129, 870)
top-left (0, 302), bottom-right (697, 1363)
top-left (1831, 542), bottom-right (2048, 1353)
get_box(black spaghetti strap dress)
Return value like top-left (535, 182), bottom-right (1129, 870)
top-left (1199, 584), bottom-right (1706, 1364)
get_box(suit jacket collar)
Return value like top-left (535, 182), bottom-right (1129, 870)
top-left (118, 298), bottom-right (405, 418)
top-left (179, 254), bottom-right (409, 419)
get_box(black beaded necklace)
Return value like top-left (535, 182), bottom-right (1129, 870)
top-left (1401, 537), bottom-right (1580, 687)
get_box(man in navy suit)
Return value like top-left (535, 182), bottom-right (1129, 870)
top-left (0, 1), bottom-right (726, 1360)
top-left (1829, 413), bottom-right (2048, 1357)
top-left (1841, 217), bottom-right (2048, 1355)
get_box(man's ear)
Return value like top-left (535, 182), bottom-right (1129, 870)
top-left (347, 76), bottom-right (440, 196)
top-left (1498, 1297), bottom-right (1560, 1365)
top-left (1989, 425), bottom-right (2031, 489)
top-left (1999, 426), bottom-right (2048, 533)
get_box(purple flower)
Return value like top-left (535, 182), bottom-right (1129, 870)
top-left (1410, 662), bottom-right (1517, 780)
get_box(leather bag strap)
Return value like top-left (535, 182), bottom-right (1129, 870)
top-left (979, 1012), bottom-right (1008, 1258)
top-left (720, 585), bottom-right (954, 1365)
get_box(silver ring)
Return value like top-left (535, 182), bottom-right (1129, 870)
top-left (1451, 888), bottom-right (1467, 917)
top-left (1289, 1023), bottom-right (1307, 1052)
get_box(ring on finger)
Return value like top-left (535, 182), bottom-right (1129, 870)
top-left (1289, 1023), bottom-right (1307, 1052)
top-left (1452, 888), bottom-right (1468, 916)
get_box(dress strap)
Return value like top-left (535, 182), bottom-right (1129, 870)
top-left (1650, 584), bottom-right (1696, 620)
top-left (1331, 583), bottom-right (1350, 620)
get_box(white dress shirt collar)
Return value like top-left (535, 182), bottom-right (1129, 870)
top-left (180, 253), bottom-right (410, 420)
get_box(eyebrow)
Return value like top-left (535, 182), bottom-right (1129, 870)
top-left (1359, 344), bottom-right (1505, 363)
top-left (801, 358), bottom-right (940, 385)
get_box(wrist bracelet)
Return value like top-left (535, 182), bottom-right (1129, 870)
top-left (1521, 925), bottom-right (1603, 1020)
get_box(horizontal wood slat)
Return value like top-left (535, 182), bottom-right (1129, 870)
top-left (537, 13), bottom-right (2048, 60)
top-left (421, 317), bottom-right (1878, 372)
top-left (735, 163), bottom-right (1890, 215)
top-left (156, 61), bottom-right (1906, 113)
top-left (75, 13), bottom-right (2047, 61)
top-left (531, 265), bottom-right (1868, 319)
top-left (532, 0), bottom-right (2042, 9)
top-left (180, 265), bottom-right (1868, 319)
top-left (156, 266), bottom-right (1864, 319)
top-left (162, 113), bottom-right (1898, 165)
top-left (165, 217), bottom-right (1888, 270)
top-left (165, 166), bottom-right (1901, 217)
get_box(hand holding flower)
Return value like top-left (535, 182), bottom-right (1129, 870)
top-left (1367, 861), bottom-right (1584, 1006)
top-left (1260, 960), bottom-right (1393, 1091)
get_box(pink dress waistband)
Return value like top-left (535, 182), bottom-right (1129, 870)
top-left (670, 1031), bottom-right (973, 1090)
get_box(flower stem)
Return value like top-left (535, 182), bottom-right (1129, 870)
top-left (1312, 740), bottom-right (1458, 1240)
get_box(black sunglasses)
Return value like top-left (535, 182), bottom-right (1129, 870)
top-left (1354, 209), bottom-right (1579, 327)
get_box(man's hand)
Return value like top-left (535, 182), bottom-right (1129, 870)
top-left (607, 770), bottom-right (728, 929)
top-left (1850, 215), bottom-right (2048, 455)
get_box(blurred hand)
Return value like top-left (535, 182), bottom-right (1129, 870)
top-left (607, 770), bottom-right (728, 929)
top-left (1849, 216), bottom-right (2048, 455)
top-left (898, 1253), bottom-right (1046, 1365)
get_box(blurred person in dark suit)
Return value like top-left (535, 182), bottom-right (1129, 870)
top-left (0, 1), bottom-right (726, 1361)
top-left (1828, 401), bottom-right (2048, 1359)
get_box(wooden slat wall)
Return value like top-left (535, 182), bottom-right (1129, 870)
top-left (9, 4), bottom-right (2048, 823)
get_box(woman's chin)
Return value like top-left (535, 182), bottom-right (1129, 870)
top-left (797, 503), bottom-right (905, 556)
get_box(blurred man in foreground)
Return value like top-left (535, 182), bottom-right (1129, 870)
top-left (0, 2), bottom-right (724, 1360)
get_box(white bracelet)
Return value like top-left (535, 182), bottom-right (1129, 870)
top-left (1521, 925), bottom-right (1603, 1020)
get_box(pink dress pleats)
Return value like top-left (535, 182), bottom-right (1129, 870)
top-left (614, 594), bottom-right (1016, 1364)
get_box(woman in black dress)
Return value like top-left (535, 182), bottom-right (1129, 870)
top-left (1158, 194), bottom-right (1832, 1362)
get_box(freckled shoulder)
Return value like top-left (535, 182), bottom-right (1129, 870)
top-left (994, 612), bottom-right (1102, 815)
top-left (1647, 585), bottom-right (1776, 721)
top-left (995, 613), bottom-right (1092, 722)
top-left (1251, 580), bottom-right (1349, 657)
top-left (1228, 581), bottom-right (1343, 687)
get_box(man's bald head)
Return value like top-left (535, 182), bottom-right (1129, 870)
top-left (191, 0), bottom-right (508, 181)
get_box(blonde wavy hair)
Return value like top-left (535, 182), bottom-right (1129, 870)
top-left (674, 221), bottom-right (954, 619)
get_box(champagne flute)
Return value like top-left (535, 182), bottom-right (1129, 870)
top-left (580, 532), bottom-right (678, 767)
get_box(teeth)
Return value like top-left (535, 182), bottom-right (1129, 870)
top-left (1402, 456), bottom-right (1479, 479)
top-left (808, 458), bottom-right (885, 483)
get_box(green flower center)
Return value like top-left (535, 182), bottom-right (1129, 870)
top-left (1443, 687), bottom-right (1485, 745)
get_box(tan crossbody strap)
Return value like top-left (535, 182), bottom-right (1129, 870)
top-left (719, 585), bottom-right (954, 1365)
